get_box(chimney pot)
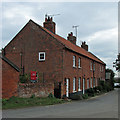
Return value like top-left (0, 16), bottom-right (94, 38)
top-left (43, 15), bottom-right (56, 34)
top-left (67, 32), bottom-right (76, 45)
top-left (81, 41), bottom-right (88, 51)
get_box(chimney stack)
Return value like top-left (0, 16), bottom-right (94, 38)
top-left (67, 32), bottom-right (76, 45)
top-left (81, 41), bottom-right (88, 51)
top-left (43, 15), bottom-right (56, 34)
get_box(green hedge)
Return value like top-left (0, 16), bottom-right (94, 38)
top-left (86, 81), bottom-right (113, 97)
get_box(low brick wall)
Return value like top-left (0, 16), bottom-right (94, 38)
top-left (18, 83), bottom-right (54, 98)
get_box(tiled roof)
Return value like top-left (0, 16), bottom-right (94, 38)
top-left (0, 53), bottom-right (20, 72)
top-left (30, 20), bottom-right (105, 65)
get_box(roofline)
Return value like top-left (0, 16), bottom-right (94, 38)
top-left (30, 19), bottom-right (106, 65)
top-left (3, 19), bottom-right (106, 66)
top-left (65, 47), bottom-right (106, 65)
top-left (29, 20), bottom-right (68, 48)
top-left (0, 54), bottom-right (20, 72)
top-left (3, 21), bottom-right (30, 50)
top-left (89, 52), bottom-right (106, 65)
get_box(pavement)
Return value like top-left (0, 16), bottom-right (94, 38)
top-left (2, 88), bottom-right (119, 118)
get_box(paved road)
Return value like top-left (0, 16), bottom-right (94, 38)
top-left (2, 89), bottom-right (119, 118)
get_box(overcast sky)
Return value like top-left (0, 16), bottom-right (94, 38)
top-left (1, 2), bottom-right (118, 76)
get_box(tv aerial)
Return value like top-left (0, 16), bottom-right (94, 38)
top-left (45, 14), bottom-right (60, 18)
top-left (72, 25), bottom-right (79, 40)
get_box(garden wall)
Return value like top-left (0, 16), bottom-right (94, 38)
top-left (18, 83), bottom-right (54, 98)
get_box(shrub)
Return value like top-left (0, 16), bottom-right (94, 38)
top-left (86, 88), bottom-right (95, 97)
top-left (96, 86), bottom-right (102, 91)
top-left (19, 74), bottom-right (29, 83)
top-left (2, 98), bottom-right (8, 105)
top-left (93, 87), bottom-right (98, 93)
top-left (82, 94), bottom-right (88, 99)
top-left (48, 93), bottom-right (54, 98)
top-left (30, 94), bottom-right (35, 98)
top-left (70, 94), bottom-right (83, 100)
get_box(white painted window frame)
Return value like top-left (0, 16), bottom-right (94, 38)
top-left (39, 52), bottom-right (45, 61)
top-left (87, 78), bottom-right (89, 89)
top-left (78, 58), bottom-right (81, 68)
top-left (90, 62), bottom-right (92, 70)
top-left (73, 77), bottom-right (76, 92)
top-left (73, 56), bottom-right (76, 68)
top-left (78, 77), bottom-right (81, 91)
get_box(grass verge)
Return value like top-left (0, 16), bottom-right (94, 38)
top-left (2, 96), bottom-right (67, 110)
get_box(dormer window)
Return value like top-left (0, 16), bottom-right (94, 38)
top-left (39, 52), bottom-right (45, 61)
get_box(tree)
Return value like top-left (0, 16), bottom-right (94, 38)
top-left (113, 53), bottom-right (120, 71)
top-left (106, 68), bottom-right (115, 79)
top-left (105, 68), bottom-right (115, 89)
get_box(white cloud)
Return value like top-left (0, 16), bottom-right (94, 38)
top-left (82, 27), bottom-right (118, 43)
top-left (79, 27), bottom-right (118, 75)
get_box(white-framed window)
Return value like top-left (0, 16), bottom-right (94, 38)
top-left (93, 77), bottom-right (95, 87)
top-left (39, 52), bottom-right (45, 61)
top-left (90, 78), bottom-right (92, 88)
top-left (102, 66), bottom-right (104, 72)
top-left (93, 63), bottom-right (95, 71)
top-left (78, 58), bottom-right (81, 68)
top-left (90, 62), bottom-right (92, 70)
top-left (73, 56), bottom-right (76, 67)
top-left (100, 65), bottom-right (101, 72)
top-left (73, 77), bottom-right (76, 92)
top-left (78, 77), bottom-right (81, 91)
top-left (87, 78), bottom-right (89, 89)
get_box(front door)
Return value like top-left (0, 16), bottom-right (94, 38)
top-left (54, 82), bottom-right (61, 98)
top-left (66, 79), bottom-right (69, 97)
top-left (83, 78), bottom-right (85, 94)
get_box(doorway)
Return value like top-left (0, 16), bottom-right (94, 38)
top-left (66, 78), bottom-right (69, 97)
top-left (54, 82), bottom-right (61, 98)
top-left (83, 78), bottom-right (85, 94)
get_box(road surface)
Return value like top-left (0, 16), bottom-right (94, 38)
top-left (2, 89), bottom-right (119, 118)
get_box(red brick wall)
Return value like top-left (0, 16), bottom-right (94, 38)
top-left (2, 60), bottom-right (19, 99)
top-left (18, 83), bottom-right (54, 98)
top-left (62, 49), bottom-right (105, 96)
top-left (4, 21), bottom-right (64, 83)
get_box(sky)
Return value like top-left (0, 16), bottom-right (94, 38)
top-left (1, 2), bottom-right (118, 76)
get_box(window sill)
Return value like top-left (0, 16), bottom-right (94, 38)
top-left (73, 66), bottom-right (77, 68)
top-left (39, 60), bottom-right (45, 62)
top-left (78, 67), bottom-right (82, 69)
top-left (78, 89), bottom-right (81, 91)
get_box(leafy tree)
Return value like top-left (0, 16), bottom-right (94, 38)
top-left (105, 68), bottom-right (115, 89)
top-left (113, 53), bottom-right (120, 71)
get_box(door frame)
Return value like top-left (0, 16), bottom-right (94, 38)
top-left (66, 78), bottom-right (69, 97)
top-left (83, 78), bottom-right (85, 94)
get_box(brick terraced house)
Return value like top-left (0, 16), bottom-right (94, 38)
top-left (2, 16), bottom-right (106, 98)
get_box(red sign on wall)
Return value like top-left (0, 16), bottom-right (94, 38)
top-left (31, 71), bottom-right (37, 81)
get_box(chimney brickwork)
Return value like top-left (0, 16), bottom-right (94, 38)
top-left (43, 16), bottom-right (56, 34)
top-left (67, 32), bottom-right (76, 45)
top-left (81, 41), bottom-right (88, 51)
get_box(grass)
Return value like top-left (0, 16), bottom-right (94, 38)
top-left (2, 96), bottom-right (67, 110)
